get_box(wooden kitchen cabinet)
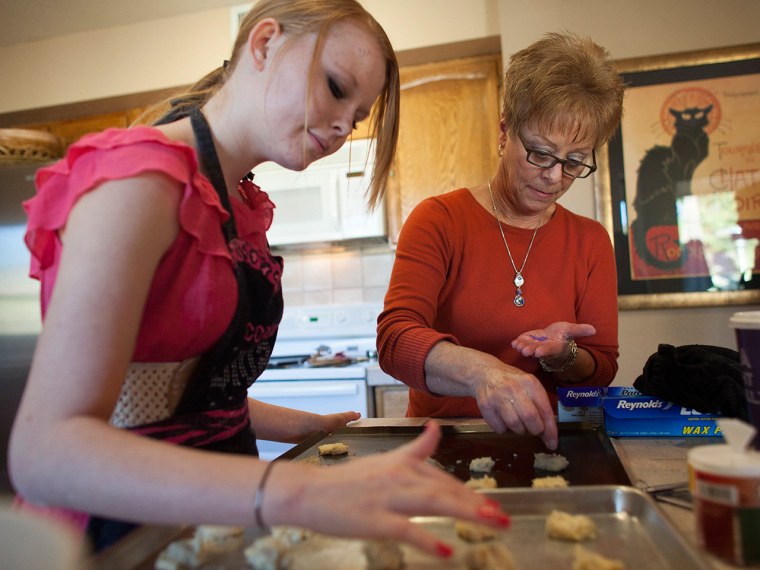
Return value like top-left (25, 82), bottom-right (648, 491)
top-left (21, 110), bottom-right (137, 150)
top-left (385, 54), bottom-right (502, 243)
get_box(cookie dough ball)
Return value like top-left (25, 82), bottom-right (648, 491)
top-left (194, 525), bottom-right (245, 554)
top-left (465, 475), bottom-right (498, 490)
top-left (534, 452), bottom-right (569, 472)
top-left (572, 544), bottom-right (625, 570)
top-left (531, 475), bottom-right (569, 488)
top-left (318, 442), bottom-right (349, 456)
top-left (469, 456), bottom-right (495, 473)
top-left (363, 539), bottom-right (404, 570)
top-left (244, 535), bottom-right (287, 570)
top-left (545, 510), bottom-right (597, 542)
top-left (271, 526), bottom-right (311, 546)
top-left (154, 538), bottom-right (207, 569)
top-left (466, 542), bottom-right (517, 570)
top-left (455, 520), bottom-right (497, 543)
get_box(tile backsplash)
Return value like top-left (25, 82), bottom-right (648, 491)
top-left (279, 245), bottom-right (395, 306)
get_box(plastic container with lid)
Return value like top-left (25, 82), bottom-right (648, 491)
top-left (688, 443), bottom-right (760, 566)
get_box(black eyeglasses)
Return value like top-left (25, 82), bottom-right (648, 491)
top-left (517, 134), bottom-right (597, 179)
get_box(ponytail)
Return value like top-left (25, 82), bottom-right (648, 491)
top-left (131, 66), bottom-right (227, 126)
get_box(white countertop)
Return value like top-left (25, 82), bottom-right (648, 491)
top-left (365, 364), bottom-right (404, 386)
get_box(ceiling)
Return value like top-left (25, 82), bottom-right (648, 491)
top-left (0, 0), bottom-right (248, 47)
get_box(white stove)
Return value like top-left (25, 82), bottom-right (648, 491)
top-left (249, 303), bottom-right (383, 459)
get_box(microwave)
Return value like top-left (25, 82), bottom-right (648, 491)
top-left (252, 138), bottom-right (386, 247)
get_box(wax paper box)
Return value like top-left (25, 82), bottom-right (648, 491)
top-left (558, 386), bottom-right (722, 437)
top-left (602, 390), bottom-right (722, 437)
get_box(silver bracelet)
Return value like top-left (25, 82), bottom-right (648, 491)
top-left (539, 340), bottom-right (578, 373)
top-left (254, 460), bottom-right (277, 531)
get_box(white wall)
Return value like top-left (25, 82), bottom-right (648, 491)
top-left (0, 0), bottom-right (499, 113)
top-left (2, 0), bottom-right (758, 385)
top-left (0, 10), bottom-right (231, 113)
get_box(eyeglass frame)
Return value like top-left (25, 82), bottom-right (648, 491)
top-left (515, 133), bottom-right (597, 179)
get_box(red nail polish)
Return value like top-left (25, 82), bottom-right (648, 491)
top-left (477, 505), bottom-right (512, 527)
top-left (436, 541), bottom-right (453, 558)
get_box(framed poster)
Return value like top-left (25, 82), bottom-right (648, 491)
top-left (594, 43), bottom-right (760, 309)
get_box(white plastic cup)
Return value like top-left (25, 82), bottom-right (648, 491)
top-left (729, 311), bottom-right (760, 450)
top-left (688, 444), bottom-right (760, 566)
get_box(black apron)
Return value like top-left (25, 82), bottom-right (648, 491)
top-left (88, 108), bottom-right (284, 550)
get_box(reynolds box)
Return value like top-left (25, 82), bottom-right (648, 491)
top-left (558, 386), bottom-right (723, 437)
top-left (557, 386), bottom-right (636, 425)
top-left (601, 389), bottom-right (722, 437)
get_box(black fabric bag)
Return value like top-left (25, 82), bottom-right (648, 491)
top-left (633, 343), bottom-right (748, 421)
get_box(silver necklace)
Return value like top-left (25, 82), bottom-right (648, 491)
top-left (487, 181), bottom-right (540, 307)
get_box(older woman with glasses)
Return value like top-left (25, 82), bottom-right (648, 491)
top-left (377, 32), bottom-right (625, 450)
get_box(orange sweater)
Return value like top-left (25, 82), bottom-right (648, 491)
top-left (377, 188), bottom-right (619, 417)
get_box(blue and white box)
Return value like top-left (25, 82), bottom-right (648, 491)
top-left (558, 386), bottom-right (722, 437)
top-left (602, 391), bottom-right (722, 437)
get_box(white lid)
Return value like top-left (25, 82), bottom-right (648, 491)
top-left (729, 310), bottom-right (760, 330)
top-left (688, 444), bottom-right (760, 477)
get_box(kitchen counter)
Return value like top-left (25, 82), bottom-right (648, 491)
top-left (92, 418), bottom-right (744, 569)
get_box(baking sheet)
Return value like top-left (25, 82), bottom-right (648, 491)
top-left (92, 424), bottom-right (640, 568)
top-left (279, 423), bottom-right (631, 487)
top-left (94, 486), bottom-right (711, 569)
top-left (399, 486), bottom-right (711, 569)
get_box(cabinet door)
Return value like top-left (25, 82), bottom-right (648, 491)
top-left (386, 54), bottom-right (501, 243)
top-left (22, 111), bottom-right (131, 149)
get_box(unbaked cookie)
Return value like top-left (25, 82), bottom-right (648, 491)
top-left (469, 456), bottom-right (495, 473)
top-left (534, 452), bottom-right (569, 472)
top-left (572, 544), bottom-right (625, 570)
top-left (465, 475), bottom-right (498, 489)
top-left (545, 510), bottom-right (597, 542)
top-left (531, 475), bottom-right (569, 488)
top-left (318, 442), bottom-right (349, 456)
top-left (466, 542), bottom-right (517, 570)
top-left (455, 520), bottom-right (497, 543)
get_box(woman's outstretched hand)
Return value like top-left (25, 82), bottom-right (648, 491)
top-left (269, 421), bottom-right (511, 558)
top-left (511, 321), bottom-right (596, 360)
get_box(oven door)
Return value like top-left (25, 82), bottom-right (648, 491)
top-left (248, 377), bottom-right (368, 460)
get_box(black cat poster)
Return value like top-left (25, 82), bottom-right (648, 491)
top-left (601, 43), bottom-right (760, 308)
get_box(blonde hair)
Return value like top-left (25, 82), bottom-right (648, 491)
top-left (141, 0), bottom-right (399, 208)
top-left (502, 32), bottom-right (625, 148)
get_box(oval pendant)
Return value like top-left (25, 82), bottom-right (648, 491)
top-left (514, 273), bottom-right (524, 287)
top-left (514, 291), bottom-right (525, 307)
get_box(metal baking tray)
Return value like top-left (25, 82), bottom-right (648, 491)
top-left (398, 486), bottom-right (711, 569)
top-left (92, 486), bottom-right (711, 569)
top-left (279, 423), bottom-right (631, 487)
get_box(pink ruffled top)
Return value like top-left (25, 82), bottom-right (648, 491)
top-left (23, 126), bottom-right (280, 362)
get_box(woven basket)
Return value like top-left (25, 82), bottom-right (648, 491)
top-left (0, 128), bottom-right (64, 164)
